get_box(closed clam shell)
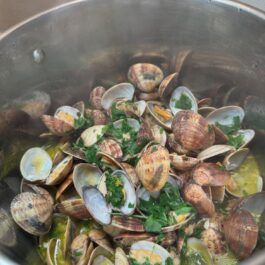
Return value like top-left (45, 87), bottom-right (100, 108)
top-left (170, 153), bottom-right (200, 171)
top-left (46, 156), bottom-right (73, 185)
top-left (158, 73), bottom-right (179, 100)
top-left (172, 111), bottom-right (215, 151)
top-left (89, 86), bottom-right (106, 110)
top-left (81, 125), bottom-right (105, 147)
top-left (89, 229), bottom-right (114, 254)
top-left (128, 63), bottom-right (164, 93)
top-left (136, 145), bottom-right (170, 192)
top-left (86, 109), bottom-right (107, 125)
top-left (167, 134), bottom-right (188, 154)
top-left (183, 183), bottom-right (215, 217)
top-left (192, 163), bottom-right (231, 186)
top-left (224, 209), bottom-right (258, 259)
top-left (115, 247), bottom-right (129, 265)
top-left (111, 216), bottom-right (145, 232)
top-left (42, 115), bottom-right (73, 136)
top-left (201, 228), bottom-right (226, 255)
top-left (55, 198), bottom-right (91, 220)
top-left (10, 191), bottom-right (53, 236)
top-left (99, 139), bottom-right (123, 159)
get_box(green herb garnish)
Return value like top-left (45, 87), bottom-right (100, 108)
top-left (74, 251), bottom-right (83, 257)
top-left (84, 145), bottom-right (99, 165)
top-left (105, 173), bottom-right (125, 208)
top-left (218, 164), bottom-right (226, 171)
top-left (215, 116), bottom-right (241, 135)
top-left (110, 103), bottom-right (127, 121)
top-left (128, 202), bottom-right (135, 208)
top-left (175, 93), bottom-right (192, 110)
top-left (227, 133), bottom-right (244, 149)
top-left (139, 183), bottom-right (195, 233)
top-left (165, 257), bottom-right (174, 265)
top-left (74, 113), bottom-right (94, 130)
top-left (129, 257), bottom-right (161, 265)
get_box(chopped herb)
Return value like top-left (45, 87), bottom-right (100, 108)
top-left (215, 116), bottom-right (241, 135)
top-left (159, 127), bottom-right (164, 134)
top-left (105, 173), bottom-right (125, 208)
top-left (218, 164), bottom-right (226, 171)
top-left (128, 202), bottom-right (135, 208)
top-left (155, 233), bottom-right (165, 244)
top-left (74, 251), bottom-right (83, 257)
top-left (74, 113), bottom-right (94, 130)
top-left (129, 257), bottom-right (161, 265)
top-left (84, 145), bottom-right (99, 165)
top-left (165, 257), bottom-right (174, 265)
top-left (110, 103), bottom-right (127, 121)
top-left (175, 93), bottom-right (192, 110)
top-left (227, 133), bottom-right (244, 149)
top-left (139, 183), bottom-right (195, 233)
top-left (151, 146), bottom-right (158, 153)
top-left (72, 138), bottom-right (84, 150)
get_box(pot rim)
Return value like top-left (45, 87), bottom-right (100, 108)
top-left (0, 0), bottom-right (265, 41)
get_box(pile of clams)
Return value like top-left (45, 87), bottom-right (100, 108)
top-left (4, 50), bottom-right (265, 265)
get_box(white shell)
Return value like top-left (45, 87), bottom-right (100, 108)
top-left (81, 125), bottom-right (106, 147)
top-left (98, 170), bottom-right (136, 215)
top-left (54, 106), bottom-right (80, 126)
top-left (236, 129), bottom-right (255, 148)
top-left (197, 145), bottom-right (235, 161)
top-left (151, 125), bottom-right (167, 146)
top-left (223, 148), bottom-right (249, 171)
top-left (206, 105), bottom-right (245, 126)
top-left (113, 118), bottom-right (140, 131)
top-left (20, 147), bottom-right (52, 182)
top-left (73, 163), bottom-right (102, 197)
top-left (101, 83), bottom-right (135, 110)
top-left (83, 186), bottom-right (112, 225)
top-left (198, 107), bottom-right (216, 117)
top-left (130, 241), bottom-right (171, 265)
top-left (169, 86), bottom-right (198, 115)
top-left (134, 100), bottom-right (147, 117)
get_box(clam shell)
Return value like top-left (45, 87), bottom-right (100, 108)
top-left (136, 145), bottom-right (170, 192)
top-left (171, 49), bottom-right (192, 73)
top-left (10, 191), bottom-right (53, 236)
top-left (128, 63), bottom-right (164, 93)
top-left (101, 83), bottom-right (135, 110)
top-left (81, 125), bottom-right (106, 147)
top-left (113, 232), bottom-right (152, 247)
top-left (111, 216), bottom-right (145, 232)
top-left (206, 105), bottom-right (245, 126)
top-left (113, 118), bottom-right (140, 131)
top-left (236, 129), bottom-right (255, 148)
top-left (88, 246), bottom-right (113, 265)
top-left (115, 247), bottom-right (129, 265)
top-left (137, 122), bottom-right (153, 146)
top-left (56, 173), bottom-right (73, 200)
top-left (89, 86), bottom-right (106, 110)
top-left (139, 92), bottom-right (159, 101)
top-left (223, 148), bottom-right (249, 171)
top-left (224, 209), bottom-right (258, 259)
top-left (72, 101), bottom-right (85, 115)
top-left (0, 209), bottom-right (16, 247)
top-left (211, 186), bottom-right (225, 203)
top-left (167, 134), bottom-right (188, 154)
top-left (73, 163), bottom-right (102, 197)
top-left (183, 183), bottom-right (215, 217)
top-left (158, 73), bottom-right (179, 100)
top-left (151, 124), bottom-right (167, 146)
top-left (89, 229), bottom-right (114, 254)
top-left (198, 107), bottom-right (216, 117)
top-left (192, 163), bottom-right (231, 186)
top-left (62, 142), bottom-right (86, 161)
top-left (86, 109), bottom-right (107, 125)
top-left (169, 86), bottom-right (198, 115)
top-left (120, 162), bottom-right (140, 187)
top-left (54, 106), bottom-right (80, 127)
top-left (146, 101), bottom-right (173, 130)
top-left (71, 234), bottom-right (90, 265)
top-left (20, 147), bottom-right (52, 182)
top-left (213, 125), bottom-right (229, 144)
top-left (129, 51), bottom-right (169, 67)
top-left (55, 198), bottom-right (91, 220)
top-left (99, 139), bottom-right (123, 159)
top-left (197, 144), bottom-right (235, 161)
top-left (42, 115), bottom-right (73, 136)
top-left (198, 98), bottom-right (212, 108)
top-left (96, 152), bottom-right (122, 170)
top-left (130, 241), bottom-right (171, 265)
top-left (83, 186), bottom-right (112, 225)
top-left (170, 153), bottom-right (200, 171)
top-left (46, 156), bottom-right (73, 185)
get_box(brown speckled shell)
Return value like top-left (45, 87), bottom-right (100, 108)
top-left (55, 199), bottom-right (91, 220)
top-left (138, 92), bottom-right (159, 101)
top-left (167, 134), bottom-right (189, 154)
top-left (89, 229), bottom-right (114, 254)
top-left (111, 216), bottom-right (145, 232)
top-left (42, 115), bottom-right (73, 136)
top-left (192, 163), bottom-right (231, 186)
top-left (137, 122), bottom-right (153, 146)
top-left (136, 145), bottom-right (170, 192)
top-left (128, 63), bottom-right (164, 93)
top-left (10, 191), bottom-right (53, 236)
top-left (172, 111), bottom-right (215, 151)
top-left (89, 86), bottom-right (106, 110)
top-left (71, 234), bottom-right (89, 264)
top-left (98, 138), bottom-right (123, 159)
top-left (201, 228), bottom-right (226, 255)
top-left (120, 162), bottom-right (140, 187)
top-left (211, 186), bottom-right (225, 203)
top-left (183, 183), bottom-right (215, 217)
top-left (86, 109), bottom-right (107, 125)
top-left (158, 72), bottom-right (179, 100)
top-left (170, 153), bottom-right (200, 171)
top-left (224, 209), bottom-right (258, 259)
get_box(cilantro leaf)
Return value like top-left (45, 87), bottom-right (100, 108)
top-left (74, 113), bottom-right (94, 130)
top-left (175, 93), bottom-right (192, 110)
top-left (110, 103), bottom-right (127, 121)
top-left (215, 116), bottom-right (241, 135)
top-left (144, 215), bottom-right (162, 233)
top-left (227, 133), bottom-right (244, 149)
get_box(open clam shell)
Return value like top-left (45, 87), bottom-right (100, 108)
top-left (128, 63), bottom-right (164, 93)
top-left (62, 143), bottom-right (86, 161)
top-left (46, 156), bottom-right (73, 185)
top-left (223, 148), bottom-right (249, 171)
top-left (73, 163), bottom-right (102, 197)
top-left (88, 246), bottom-right (114, 265)
top-left (158, 73), bottom-right (179, 100)
top-left (54, 105), bottom-right (80, 127)
top-left (81, 125), bottom-right (106, 147)
top-left (169, 86), bottom-right (198, 115)
top-left (235, 129), bottom-right (255, 149)
top-left (130, 241), bottom-right (171, 265)
top-left (98, 170), bottom-right (137, 215)
top-left (206, 105), bottom-right (245, 126)
top-left (198, 106), bottom-right (216, 117)
top-left (89, 229), bottom-right (114, 254)
top-left (113, 118), bottom-right (140, 131)
top-left (136, 145), bottom-right (170, 192)
top-left (83, 186), bottom-right (112, 225)
top-left (120, 162), bottom-right (140, 187)
top-left (20, 147), bottom-right (52, 182)
top-left (197, 144), bottom-right (235, 161)
top-left (150, 124), bottom-right (167, 146)
top-left (170, 153), bottom-right (200, 171)
top-left (115, 247), bottom-right (129, 265)
top-left (146, 101), bottom-right (173, 130)
top-left (101, 83), bottom-right (135, 110)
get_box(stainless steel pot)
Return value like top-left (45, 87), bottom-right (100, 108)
top-left (0, 0), bottom-right (265, 264)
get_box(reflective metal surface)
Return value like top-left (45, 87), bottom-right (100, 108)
top-left (0, 0), bottom-right (265, 264)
